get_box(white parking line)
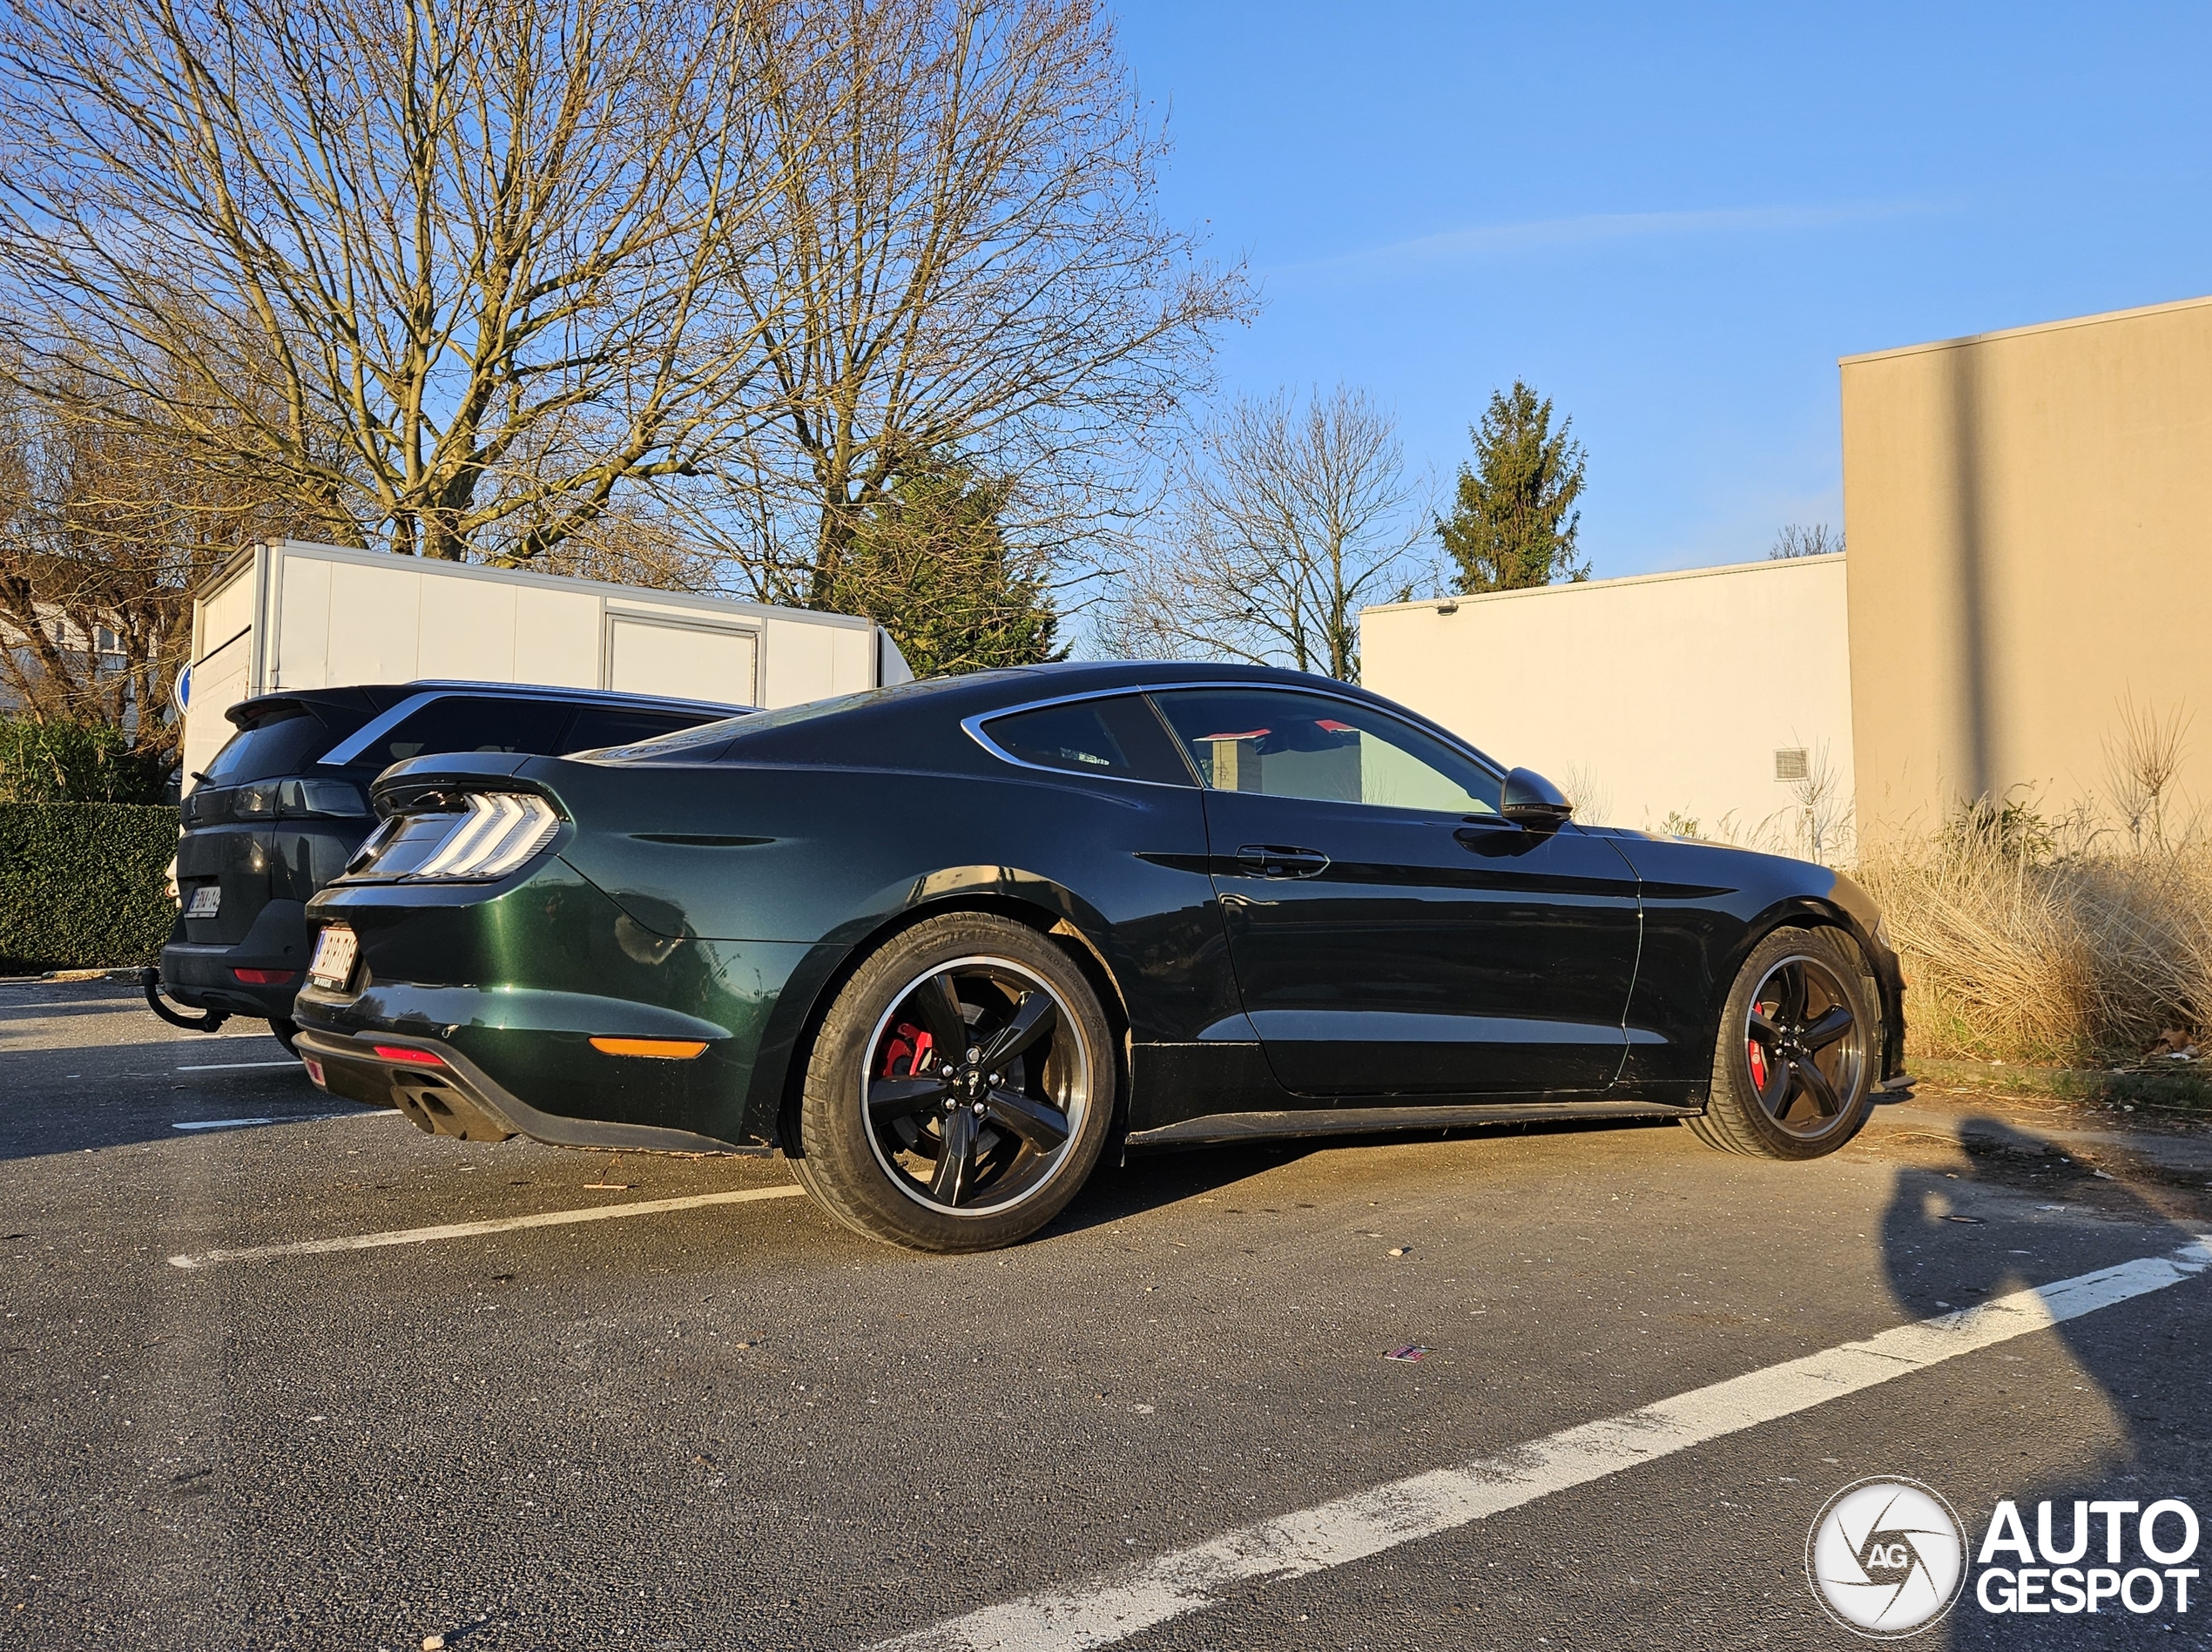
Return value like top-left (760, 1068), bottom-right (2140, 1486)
top-left (176, 1060), bottom-right (301, 1072)
top-left (166, 1183), bottom-right (808, 1268)
top-left (877, 1236), bottom-right (2212, 1652)
top-left (0, 1035), bottom-right (280, 1057)
top-left (172, 1112), bottom-right (381, 1132)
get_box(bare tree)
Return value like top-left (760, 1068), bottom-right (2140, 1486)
top-left (0, 374), bottom-right (296, 767)
top-left (0, 0), bottom-right (799, 565)
top-left (701, 0), bottom-right (1251, 607)
top-left (1096, 385), bottom-right (1426, 682)
top-left (536, 499), bottom-right (725, 594)
top-left (1770, 523), bottom-right (1843, 559)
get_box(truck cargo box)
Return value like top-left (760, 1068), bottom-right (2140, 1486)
top-left (178, 540), bottom-right (910, 781)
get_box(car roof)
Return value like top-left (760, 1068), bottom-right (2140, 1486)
top-left (227, 680), bottom-right (752, 729)
top-left (739, 658), bottom-right (1407, 720)
top-left (640, 658), bottom-right (1497, 773)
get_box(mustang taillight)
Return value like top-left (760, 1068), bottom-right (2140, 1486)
top-left (351, 792), bottom-right (563, 882)
top-left (415, 792), bottom-right (561, 878)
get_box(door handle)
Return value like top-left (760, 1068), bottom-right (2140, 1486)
top-left (1236, 844), bottom-right (1331, 879)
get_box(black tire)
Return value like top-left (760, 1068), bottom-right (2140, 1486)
top-left (793, 913), bottom-right (1116, 1251)
top-left (1688, 926), bottom-right (1878, 1160)
top-left (268, 1016), bottom-right (300, 1056)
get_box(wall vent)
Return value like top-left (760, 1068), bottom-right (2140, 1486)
top-left (1773, 747), bottom-right (1810, 782)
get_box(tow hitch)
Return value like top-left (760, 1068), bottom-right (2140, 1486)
top-left (142, 968), bottom-right (228, 1034)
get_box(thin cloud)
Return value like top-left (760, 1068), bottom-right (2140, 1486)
top-left (1275, 201), bottom-right (1939, 281)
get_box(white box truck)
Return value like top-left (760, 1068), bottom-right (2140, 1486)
top-left (177, 539), bottom-right (911, 780)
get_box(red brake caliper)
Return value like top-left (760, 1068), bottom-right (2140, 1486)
top-left (1747, 1001), bottom-right (1770, 1090)
top-left (880, 1022), bottom-right (934, 1079)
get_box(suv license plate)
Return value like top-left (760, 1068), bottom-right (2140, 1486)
top-left (185, 885), bottom-right (220, 918)
top-left (307, 925), bottom-right (358, 991)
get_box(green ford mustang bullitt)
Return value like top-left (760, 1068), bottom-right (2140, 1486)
top-left (295, 660), bottom-right (1907, 1251)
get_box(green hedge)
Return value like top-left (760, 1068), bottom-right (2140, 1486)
top-left (0, 717), bottom-right (173, 805)
top-left (0, 803), bottom-right (179, 974)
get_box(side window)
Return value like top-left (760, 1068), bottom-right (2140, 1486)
top-left (372, 697), bottom-right (572, 763)
top-left (979, 695), bottom-right (1195, 786)
top-left (1149, 688), bottom-right (1499, 814)
top-left (560, 708), bottom-right (714, 754)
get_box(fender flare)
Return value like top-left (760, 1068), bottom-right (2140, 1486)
top-left (741, 866), bottom-right (1132, 1150)
top-left (1699, 897), bottom-right (1905, 1088)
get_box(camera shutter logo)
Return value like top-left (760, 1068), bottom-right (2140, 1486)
top-left (1805, 1478), bottom-right (1967, 1637)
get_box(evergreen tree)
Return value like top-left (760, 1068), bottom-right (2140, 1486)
top-left (1436, 381), bottom-right (1590, 592)
top-left (817, 455), bottom-right (1063, 677)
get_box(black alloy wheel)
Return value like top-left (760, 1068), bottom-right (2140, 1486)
top-left (861, 956), bottom-right (1090, 1215)
top-left (1742, 953), bottom-right (1867, 1142)
top-left (792, 912), bottom-right (1116, 1251)
top-left (1690, 925), bottom-right (1878, 1160)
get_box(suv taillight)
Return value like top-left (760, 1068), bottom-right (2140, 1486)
top-left (189, 779), bottom-right (370, 825)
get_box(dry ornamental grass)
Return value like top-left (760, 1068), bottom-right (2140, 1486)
top-left (1855, 815), bottom-right (2212, 1066)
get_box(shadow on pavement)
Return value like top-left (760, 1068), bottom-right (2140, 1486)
top-left (1046, 1111), bottom-right (1689, 1236)
top-left (1878, 1112), bottom-right (2211, 1646)
top-left (0, 1066), bottom-right (357, 1162)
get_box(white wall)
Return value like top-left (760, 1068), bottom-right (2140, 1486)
top-left (1361, 556), bottom-right (1855, 853)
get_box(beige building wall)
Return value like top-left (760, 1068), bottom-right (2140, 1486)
top-left (1361, 556), bottom-right (1853, 851)
top-left (1842, 293), bottom-right (2212, 836)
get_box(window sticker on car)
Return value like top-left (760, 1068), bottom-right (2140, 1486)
top-left (185, 886), bottom-right (221, 919)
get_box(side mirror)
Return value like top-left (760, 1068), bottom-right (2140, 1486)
top-left (1500, 766), bottom-right (1575, 833)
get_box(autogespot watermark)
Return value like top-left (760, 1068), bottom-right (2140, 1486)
top-left (1806, 1479), bottom-right (2202, 1637)
top-left (1806, 1479), bottom-right (1968, 1637)
top-left (1975, 1496), bottom-right (2201, 1621)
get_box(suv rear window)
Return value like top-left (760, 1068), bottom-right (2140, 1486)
top-left (367, 697), bottom-right (572, 765)
top-left (200, 705), bottom-right (362, 785)
top-left (561, 707), bottom-right (716, 753)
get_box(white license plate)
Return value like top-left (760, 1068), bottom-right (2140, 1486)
top-left (307, 925), bottom-right (358, 991)
top-left (185, 885), bottom-right (220, 919)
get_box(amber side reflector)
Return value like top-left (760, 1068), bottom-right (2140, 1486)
top-left (373, 1044), bottom-right (445, 1068)
top-left (590, 1036), bottom-right (708, 1060)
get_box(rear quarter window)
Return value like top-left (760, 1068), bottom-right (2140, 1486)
top-left (980, 696), bottom-right (1193, 785)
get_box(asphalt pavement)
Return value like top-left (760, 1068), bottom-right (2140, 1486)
top-left (5, 977), bottom-right (2210, 1650)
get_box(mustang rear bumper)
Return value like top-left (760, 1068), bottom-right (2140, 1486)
top-left (293, 1027), bottom-right (767, 1156)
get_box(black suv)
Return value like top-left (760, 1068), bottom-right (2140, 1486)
top-left (152, 682), bottom-right (745, 1046)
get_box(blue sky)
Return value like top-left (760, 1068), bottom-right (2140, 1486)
top-left (1110, 2), bottom-right (2212, 577)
